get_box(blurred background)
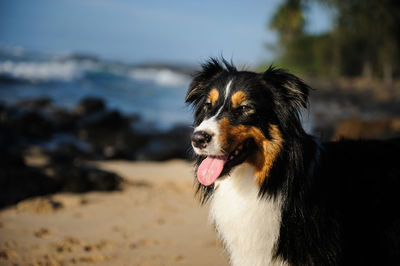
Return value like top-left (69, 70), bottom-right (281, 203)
top-left (0, 0), bottom-right (399, 265)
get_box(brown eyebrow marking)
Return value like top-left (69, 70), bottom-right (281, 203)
top-left (208, 89), bottom-right (219, 106)
top-left (231, 91), bottom-right (247, 108)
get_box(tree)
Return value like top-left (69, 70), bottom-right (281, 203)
top-left (268, 0), bottom-right (400, 81)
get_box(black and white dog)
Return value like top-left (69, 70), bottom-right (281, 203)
top-left (186, 58), bottom-right (400, 266)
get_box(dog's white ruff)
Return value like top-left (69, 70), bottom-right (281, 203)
top-left (210, 164), bottom-right (288, 266)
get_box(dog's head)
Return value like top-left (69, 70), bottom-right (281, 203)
top-left (186, 59), bottom-right (310, 187)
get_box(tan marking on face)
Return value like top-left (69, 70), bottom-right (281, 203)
top-left (208, 89), bottom-right (219, 106)
top-left (218, 118), bottom-right (283, 186)
top-left (231, 91), bottom-right (247, 108)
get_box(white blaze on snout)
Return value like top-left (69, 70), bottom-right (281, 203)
top-left (192, 79), bottom-right (233, 156)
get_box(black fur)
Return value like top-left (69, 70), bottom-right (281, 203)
top-left (186, 58), bottom-right (400, 265)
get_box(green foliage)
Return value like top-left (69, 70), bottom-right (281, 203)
top-left (266, 0), bottom-right (400, 80)
top-left (276, 33), bottom-right (336, 76)
top-left (270, 0), bottom-right (305, 45)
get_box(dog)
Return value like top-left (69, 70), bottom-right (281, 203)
top-left (185, 58), bottom-right (400, 266)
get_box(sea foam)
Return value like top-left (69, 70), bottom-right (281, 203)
top-left (0, 60), bottom-right (92, 82)
top-left (129, 68), bottom-right (190, 88)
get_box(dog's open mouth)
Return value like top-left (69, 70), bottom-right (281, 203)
top-left (197, 139), bottom-right (255, 186)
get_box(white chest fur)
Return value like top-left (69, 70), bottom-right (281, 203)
top-left (210, 164), bottom-right (287, 266)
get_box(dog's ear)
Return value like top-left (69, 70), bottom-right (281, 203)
top-left (263, 66), bottom-right (310, 111)
top-left (185, 58), bottom-right (225, 104)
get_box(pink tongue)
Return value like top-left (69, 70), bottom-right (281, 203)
top-left (197, 156), bottom-right (227, 186)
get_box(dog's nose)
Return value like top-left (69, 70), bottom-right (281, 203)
top-left (191, 131), bottom-right (212, 149)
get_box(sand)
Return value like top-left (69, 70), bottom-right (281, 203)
top-left (0, 160), bottom-right (229, 266)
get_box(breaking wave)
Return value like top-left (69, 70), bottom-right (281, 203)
top-left (130, 68), bottom-right (191, 88)
top-left (0, 57), bottom-right (191, 90)
top-left (0, 60), bottom-right (92, 82)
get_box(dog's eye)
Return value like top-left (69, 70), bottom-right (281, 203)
top-left (240, 105), bottom-right (251, 112)
top-left (237, 104), bottom-right (253, 114)
top-left (234, 104), bottom-right (254, 115)
top-left (204, 100), bottom-right (212, 111)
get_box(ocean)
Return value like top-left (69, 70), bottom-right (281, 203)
top-left (0, 46), bottom-right (194, 131)
top-left (0, 46), bottom-right (328, 137)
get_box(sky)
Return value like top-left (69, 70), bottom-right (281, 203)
top-left (0, 0), bottom-right (333, 66)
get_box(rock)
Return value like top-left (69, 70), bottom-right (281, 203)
top-left (77, 110), bottom-right (131, 135)
top-left (14, 97), bottom-right (52, 110)
top-left (74, 97), bottom-right (106, 116)
top-left (12, 98), bottom-right (78, 133)
top-left (1, 98), bottom-right (151, 161)
top-left (45, 164), bottom-right (123, 193)
top-left (0, 150), bottom-right (123, 208)
top-left (46, 143), bottom-right (89, 164)
top-left (135, 125), bottom-right (192, 161)
top-left (0, 151), bottom-right (61, 208)
top-left (332, 117), bottom-right (400, 140)
top-left (47, 107), bottom-right (77, 132)
top-left (76, 110), bottom-right (148, 159)
top-left (0, 105), bottom-right (54, 140)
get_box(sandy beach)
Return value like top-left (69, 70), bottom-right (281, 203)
top-left (0, 160), bottom-right (229, 266)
